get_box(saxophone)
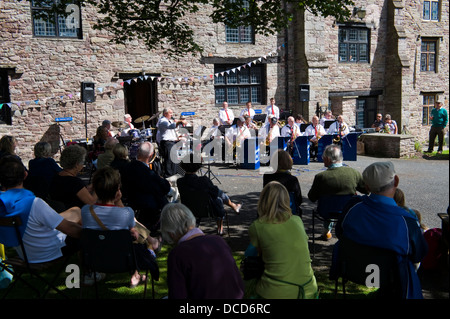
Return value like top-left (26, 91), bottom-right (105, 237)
top-left (333, 123), bottom-right (342, 144)
top-left (265, 127), bottom-right (273, 146)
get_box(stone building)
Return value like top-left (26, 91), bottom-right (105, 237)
top-left (0, 0), bottom-right (448, 163)
top-left (286, 0), bottom-right (449, 141)
top-left (0, 0), bottom-right (284, 162)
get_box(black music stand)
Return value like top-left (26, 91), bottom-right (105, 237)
top-left (324, 120), bottom-right (337, 130)
top-left (253, 114), bottom-right (267, 123)
top-left (300, 123), bottom-right (309, 133)
top-left (201, 155), bottom-right (221, 184)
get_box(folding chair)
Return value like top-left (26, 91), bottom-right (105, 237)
top-left (331, 237), bottom-right (402, 299)
top-left (0, 215), bottom-right (70, 299)
top-left (311, 194), bottom-right (353, 259)
top-left (180, 189), bottom-right (230, 237)
top-left (80, 228), bottom-right (158, 299)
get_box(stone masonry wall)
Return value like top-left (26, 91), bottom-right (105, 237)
top-left (0, 1), bottom-right (283, 163)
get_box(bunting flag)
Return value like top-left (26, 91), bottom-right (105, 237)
top-left (4, 43), bottom-right (285, 111)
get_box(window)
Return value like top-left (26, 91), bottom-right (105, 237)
top-left (225, 26), bottom-right (254, 43)
top-left (421, 39), bottom-right (437, 72)
top-left (31, 0), bottom-right (82, 39)
top-left (422, 94), bottom-right (437, 125)
top-left (225, 0), bottom-right (254, 44)
top-left (423, 1), bottom-right (440, 21)
top-left (0, 70), bottom-right (12, 125)
top-left (355, 96), bottom-right (377, 128)
top-left (214, 64), bottom-right (265, 105)
top-left (338, 27), bottom-right (370, 63)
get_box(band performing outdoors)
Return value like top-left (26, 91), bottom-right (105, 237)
top-left (86, 103), bottom-right (360, 178)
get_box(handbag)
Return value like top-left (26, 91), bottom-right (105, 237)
top-left (240, 255), bottom-right (264, 280)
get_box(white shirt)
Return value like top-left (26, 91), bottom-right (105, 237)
top-left (239, 108), bottom-right (256, 119)
top-left (156, 116), bottom-right (178, 143)
top-left (260, 123), bottom-right (280, 142)
top-left (304, 124), bottom-right (326, 140)
top-left (328, 121), bottom-right (350, 136)
top-left (202, 125), bottom-right (221, 140)
top-left (281, 124), bottom-right (302, 139)
top-left (264, 104), bottom-right (280, 122)
top-left (16, 198), bottom-right (66, 263)
top-left (225, 124), bottom-right (251, 145)
top-left (218, 108), bottom-right (234, 126)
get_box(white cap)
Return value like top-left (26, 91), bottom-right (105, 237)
top-left (362, 161), bottom-right (396, 190)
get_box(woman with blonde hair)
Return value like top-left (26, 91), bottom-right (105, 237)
top-left (246, 181), bottom-right (318, 299)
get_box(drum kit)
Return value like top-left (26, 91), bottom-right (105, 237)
top-left (112, 113), bottom-right (160, 159)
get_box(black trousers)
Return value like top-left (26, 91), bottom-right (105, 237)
top-left (427, 126), bottom-right (445, 152)
top-left (160, 140), bottom-right (177, 177)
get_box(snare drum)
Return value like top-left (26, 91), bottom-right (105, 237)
top-left (141, 128), bottom-right (152, 138)
top-left (129, 129), bottom-right (140, 139)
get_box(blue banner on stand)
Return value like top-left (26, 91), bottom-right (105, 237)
top-left (241, 138), bottom-right (260, 170)
top-left (342, 132), bottom-right (358, 161)
top-left (292, 136), bottom-right (310, 165)
top-left (317, 134), bottom-right (334, 162)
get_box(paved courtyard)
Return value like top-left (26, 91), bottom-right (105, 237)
top-left (188, 153), bottom-right (449, 299)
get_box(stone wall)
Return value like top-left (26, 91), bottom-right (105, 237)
top-left (360, 133), bottom-right (417, 158)
top-left (0, 1), bottom-right (283, 163)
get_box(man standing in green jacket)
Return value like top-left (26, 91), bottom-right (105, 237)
top-left (426, 99), bottom-right (448, 154)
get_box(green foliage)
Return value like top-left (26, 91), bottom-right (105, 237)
top-left (24, 0), bottom-right (354, 57)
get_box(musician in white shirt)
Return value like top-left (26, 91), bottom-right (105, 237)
top-left (218, 101), bottom-right (234, 126)
top-left (281, 116), bottom-right (302, 139)
top-left (239, 101), bottom-right (256, 119)
top-left (305, 115), bottom-right (326, 160)
top-left (264, 98), bottom-right (280, 123)
top-left (157, 108), bottom-right (185, 177)
top-left (261, 115), bottom-right (281, 144)
top-left (327, 115), bottom-right (350, 137)
top-left (225, 117), bottom-right (251, 148)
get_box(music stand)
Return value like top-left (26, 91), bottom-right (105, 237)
top-left (300, 123), bottom-right (309, 133)
top-left (201, 153), bottom-right (221, 184)
top-left (324, 120), bottom-right (336, 130)
top-left (253, 114), bottom-right (267, 123)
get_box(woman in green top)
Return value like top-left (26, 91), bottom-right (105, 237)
top-left (248, 181), bottom-right (318, 299)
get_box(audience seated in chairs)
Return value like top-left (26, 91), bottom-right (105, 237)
top-left (308, 144), bottom-right (367, 240)
top-left (160, 203), bottom-right (244, 299)
top-left (81, 167), bottom-right (160, 288)
top-left (49, 144), bottom-right (97, 210)
top-left (177, 156), bottom-right (242, 235)
top-left (335, 161), bottom-right (428, 299)
top-left (110, 143), bottom-right (130, 174)
top-left (0, 155), bottom-right (82, 264)
top-left (245, 181), bottom-right (318, 299)
top-left (120, 141), bottom-right (171, 232)
top-left (90, 125), bottom-right (109, 162)
top-left (263, 150), bottom-right (303, 217)
top-left (27, 141), bottom-right (62, 186)
top-left (97, 137), bottom-right (119, 170)
top-left (0, 135), bottom-right (23, 163)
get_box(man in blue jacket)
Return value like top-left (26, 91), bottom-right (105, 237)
top-left (336, 161), bottom-right (428, 299)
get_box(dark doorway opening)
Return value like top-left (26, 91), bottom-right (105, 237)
top-left (121, 74), bottom-right (159, 129)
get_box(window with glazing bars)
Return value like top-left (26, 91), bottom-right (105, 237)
top-left (31, 0), bottom-right (82, 38)
top-left (421, 40), bottom-right (437, 72)
top-left (423, 1), bottom-right (440, 21)
top-left (338, 27), bottom-right (370, 63)
top-left (214, 65), bottom-right (264, 105)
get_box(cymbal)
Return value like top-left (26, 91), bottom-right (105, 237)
top-left (134, 115), bottom-right (150, 123)
top-left (112, 121), bottom-right (127, 128)
top-left (149, 112), bottom-right (161, 121)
